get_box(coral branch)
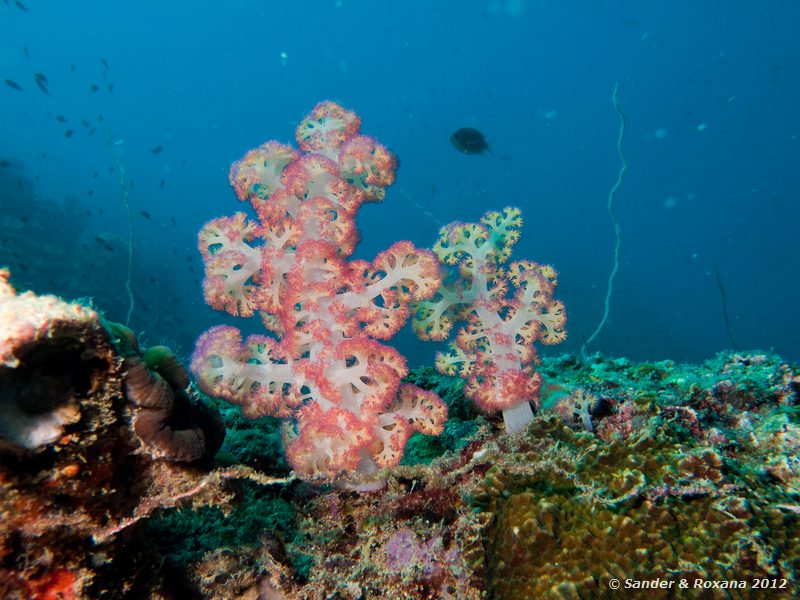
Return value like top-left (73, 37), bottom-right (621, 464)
top-left (412, 207), bottom-right (566, 434)
top-left (193, 103), bottom-right (446, 483)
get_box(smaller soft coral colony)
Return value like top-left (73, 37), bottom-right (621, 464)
top-left (191, 102), bottom-right (447, 484)
top-left (412, 207), bottom-right (567, 433)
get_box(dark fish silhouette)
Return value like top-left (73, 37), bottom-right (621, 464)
top-left (81, 119), bottom-right (90, 128)
top-left (150, 145), bottom-right (164, 155)
top-left (64, 129), bottom-right (73, 137)
top-left (22, 46), bottom-right (30, 59)
top-left (34, 72), bottom-right (48, 95)
top-left (160, 179), bottom-right (166, 189)
top-left (56, 115), bottom-right (67, 123)
top-left (0, 160), bottom-right (11, 168)
top-left (101, 58), bottom-right (109, 69)
top-left (4, 79), bottom-right (23, 91)
top-left (108, 83), bottom-right (114, 94)
top-left (70, 63), bottom-right (76, 74)
top-left (90, 84), bottom-right (99, 92)
top-left (94, 236), bottom-right (114, 252)
top-left (15, 1), bottom-right (28, 12)
top-left (139, 210), bottom-right (151, 219)
top-left (450, 127), bottom-right (490, 154)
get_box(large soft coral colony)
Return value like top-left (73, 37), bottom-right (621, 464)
top-left (412, 207), bottom-right (566, 434)
top-left (191, 102), bottom-right (446, 484)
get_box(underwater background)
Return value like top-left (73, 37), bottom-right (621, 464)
top-left (2, 0), bottom-right (798, 366)
top-left (4, 2), bottom-right (800, 599)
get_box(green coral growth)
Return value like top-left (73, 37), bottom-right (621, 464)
top-left (147, 480), bottom-right (298, 567)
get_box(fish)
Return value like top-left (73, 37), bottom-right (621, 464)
top-left (81, 119), bottom-right (90, 128)
top-left (150, 144), bottom-right (164, 155)
top-left (98, 208), bottom-right (104, 215)
top-left (22, 46), bottom-right (30, 59)
top-left (92, 170), bottom-right (98, 178)
top-left (56, 115), bottom-right (67, 123)
top-left (90, 84), bottom-right (99, 92)
top-left (64, 129), bottom-right (73, 137)
top-left (15, 1), bottom-right (28, 12)
top-left (108, 83), bottom-right (114, 94)
top-left (101, 58), bottom-right (109, 70)
top-left (0, 160), bottom-right (10, 168)
top-left (70, 63), bottom-right (76, 74)
top-left (160, 179), bottom-right (166, 189)
top-left (94, 236), bottom-right (115, 252)
top-left (87, 189), bottom-right (94, 196)
top-left (4, 79), bottom-right (23, 91)
top-left (139, 210), bottom-right (151, 219)
top-left (449, 127), bottom-right (491, 154)
top-left (34, 72), bottom-right (48, 95)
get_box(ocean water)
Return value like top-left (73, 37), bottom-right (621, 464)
top-left (1, 0), bottom-right (798, 365)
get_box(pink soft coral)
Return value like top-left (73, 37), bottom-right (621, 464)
top-left (412, 207), bottom-right (566, 434)
top-left (192, 102), bottom-right (446, 484)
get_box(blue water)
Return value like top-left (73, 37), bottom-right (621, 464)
top-left (1, 0), bottom-right (798, 364)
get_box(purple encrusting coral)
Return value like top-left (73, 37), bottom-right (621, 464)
top-left (385, 528), bottom-right (460, 581)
